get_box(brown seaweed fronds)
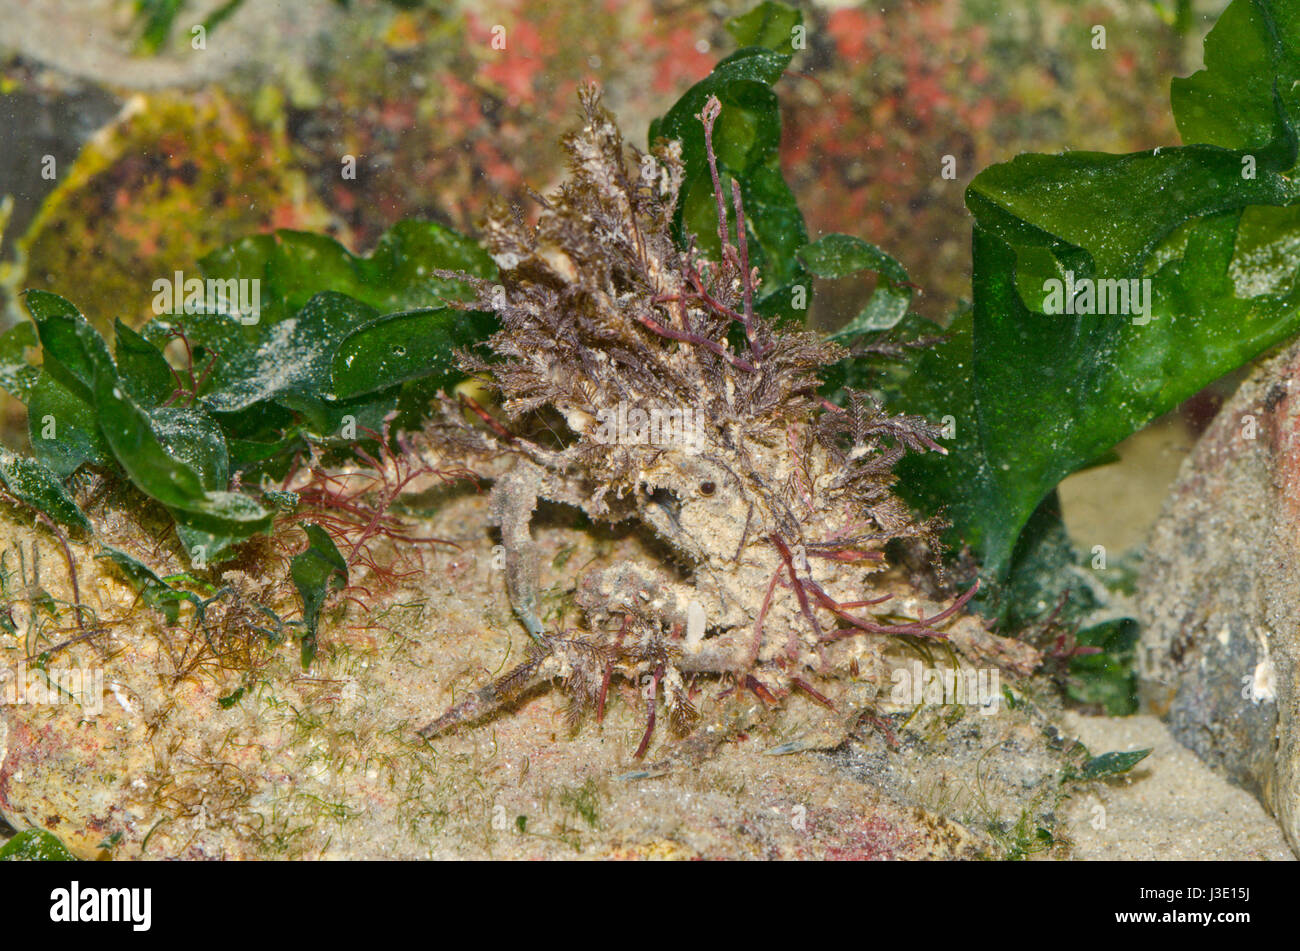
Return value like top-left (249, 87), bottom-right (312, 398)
top-left (815, 388), bottom-right (947, 458)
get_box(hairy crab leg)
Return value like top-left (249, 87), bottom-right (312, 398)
top-left (418, 645), bottom-right (563, 738)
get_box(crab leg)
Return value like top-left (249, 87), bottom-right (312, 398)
top-left (489, 462), bottom-right (549, 640)
top-left (418, 646), bottom-right (563, 738)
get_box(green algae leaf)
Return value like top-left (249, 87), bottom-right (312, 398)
top-left (217, 685), bottom-right (247, 709)
top-left (11, 222), bottom-right (491, 562)
top-left (261, 488), bottom-right (300, 514)
top-left (26, 371), bottom-right (113, 478)
top-left (195, 292), bottom-right (381, 413)
top-left (870, 0), bottom-right (1300, 582)
top-left (836, 283), bottom-right (912, 336)
top-left (725, 1), bottom-right (802, 56)
top-left (1069, 618), bottom-right (1141, 716)
top-left (966, 143), bottom-right (1297, 311)
top-left (291, 523), bottom-right (348, 667)
top-left (331, 306), bottom-right (498, 400)
top-left (799, 233), bottom-right (909, 283)
top-left (114, 319), bottom-right (176, 407)
top-left (136, 311), bottom-right (326, 467)
top-left (170, 492), bottom-right (274, 566)
top-left (199, 220), bottom-right (496, 328)
top-left (75, 321), bottom-right (270, 561)
top-left (23, 289), bottom-right (95, 390)
top-left (1081, 748), bottom-right (1152, 780)
top-left (0, 829), bottom-right (76, 861)
top-left (96, 546), bottom-right (168, 589)
top-left (96, 546), bottom-right (198, 624)
top-left (1230, 203), bottom-right (1300, 297)
top-left (226, 432), bottom-right (309, 482)
top-left (650, 45), bottom-right (809, 322)
top-left (141, 309), bottom-right (255, 365)
top-left (12, 286), bottom-right (323, 561)
top-left (20, 298), bottom-right (116, 477)
top-left (19, 295), bottom-right (113, 477)
top-left (287, 390), bottom-right (397, 448)
top-left (1169, 0), bottom-right (1298, 151)
top-left (0, 448), bottom-right (91, 535)
top-left (894, 211), bottom-right (1300, 582)
top-left (799, 234), bottom-right (914, 336)
top-left (0, 321), bottom-right (39, 403)
top-left (149, 407), bottom-right (230, 491)
top-left (91, 359), bottom-right (210, 509)
top-left (141, 293), bottom-right (400, 459)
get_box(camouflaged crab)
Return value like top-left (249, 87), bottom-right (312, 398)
top-left (416, 87), bottom-right (976, 753)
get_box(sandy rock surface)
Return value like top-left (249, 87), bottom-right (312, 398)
top-left (1061, 712), bottom-right (1293, 861)
top-left (0, 479), bottom-right (1291, 859)
top-left (0, 485), bottom-right (1102, 859)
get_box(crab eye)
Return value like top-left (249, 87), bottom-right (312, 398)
top-left (699, 481), bottom-right (716, 497)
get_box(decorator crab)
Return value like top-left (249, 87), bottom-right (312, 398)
top-left (417, 88), bottom-right (978, 754)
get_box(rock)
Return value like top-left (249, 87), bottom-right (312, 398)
top-left (1138, 339), bottom-right (1300, 854)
